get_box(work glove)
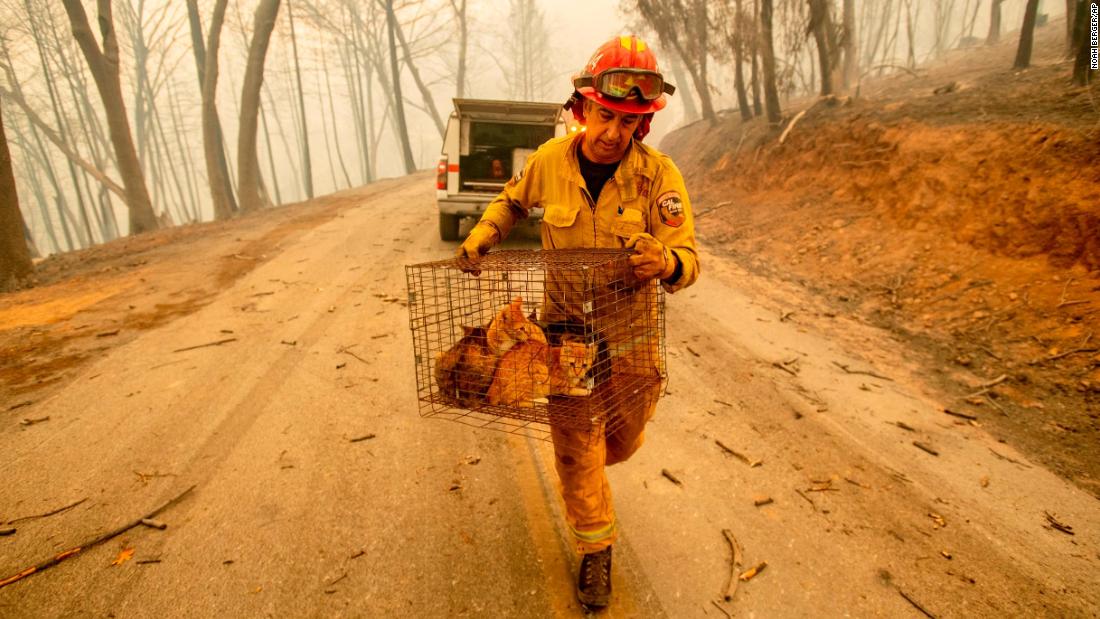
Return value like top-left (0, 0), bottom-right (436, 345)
top-left (626, 232), bottom-right (676, 282)
top-left (456, 223), bottom-right (500, 274)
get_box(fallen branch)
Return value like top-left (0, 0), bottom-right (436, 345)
top-left (913, 441), bottom-right (939, 456)
top-left (338, 345), bottom-right (370, 365)
top-left (772, 358), bottom-right (799, 376)
top-left (6, 498), bottom-right (87, 525)
top-left (794, 489), bottom-right (817, 511)
top-left (710, 600), bottom-right (733, 619)
top-left (943, 408), bottom-right (978, 421)
top-left (778, 109), bottom-right (808, 145)
top-left (898, 588), bottom-right (937, 618)
top-left (714, 440), bottom-right (762, 467)
top-left (832, 361), bottom-right (893, 381)
top-left (1055, 278), bottom-right (1087, 308)
top-left (0, 485), bottom-right (196, 589)
top-left (172, 338), bottom-right (237, 353)
top-left (721, 529), bottom-right (744, 601)
top-left (661, 469), bottom-right (683, 486)
top-left (1044, 511), bottom-right (1074, 535)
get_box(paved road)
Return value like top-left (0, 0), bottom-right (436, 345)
top-left (1, 176), bottom-right (1096, 617)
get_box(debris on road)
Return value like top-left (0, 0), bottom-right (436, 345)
top-left (831, 361), bottom-right (893, 381)
top-left (898, 588), bottom-right (937, 618)
top-left (111, 548), bottom-right (134, 566)
top-left (172, 338), bottom-right (237, 353)
top-left (720, 529), bottom-right (744, 601)
top-left (661, 469), bottom-right (683, 486)
top-left (0, 485), bottom-right (196, 589)
top-left (714, 440), bottom-right (762, 467)
top-left (1044, 512), bottom-right (1074, 535)
top-left (928, 513), bottom-right (947, 528)
top-left (6, 497), bottom-right (87, 525)
top-left (913, 441), bottom-right (939, 456)
top-left (943, 408), bottom-right (978, 421)
top-left (795, 489), bottom-right (817, 511)
top-left (738, 561), bottom-right (767, 582)
top-left (19, 416), bottom-right (50, 427)
top-left (753, 496), bottom-right (774, 507)
top-left (0, 527), bottom-right (15, 536)
top-left (6, 401), bottom-right (33, 412)
top-left (772, 358), bottom-right (799, 376)
top-left (140, 518), bottom-right (167, 530)
top-left (348, 434), bottom-right (376, 443)
top-left (337, 345), bottom-right (370, 365)
top-left (96, 329), bottom-right (120, 338)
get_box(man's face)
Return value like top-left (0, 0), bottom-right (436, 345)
top-left (581, 100), bottom-right (641, 164)
top-left (490, 159), bottom-right (505, 178)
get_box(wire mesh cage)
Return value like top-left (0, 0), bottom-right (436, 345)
top-left (405, 249), bottom-right (667, 440)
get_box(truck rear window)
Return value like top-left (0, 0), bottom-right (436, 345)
top-left (464, 122), bottom-right (555, 182)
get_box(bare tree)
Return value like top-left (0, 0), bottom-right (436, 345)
top-left (0, 105), bottom-right (33, 290)
top-left (188, 0), bottom-right (237, 220)
top-left (1013, 0), bottom-right (1041, 69)
top-left (504, 0), bottom-right (556, 102)
top-left (383, 0), bottom-right (416, 174)
top-left (637, 0), bottom-right (717, 122)
top-left (840, 0), bottom-right (857, 90)
top-left (718, 0), bottom-right (753, 120)
top-left (61, 0), bottom-right (158, 234)
top-left (451, 0), bottom-right (468, 97)
top-left (759, 0), bottom-right (782, 123)
top-left (1071, 0), bottom-right (1096, 85)
top-left (807, 0), bottom-right (839, 96)
top-left (987, 0), bottom-right (1005, 45)
top-left (286, 0), bottom-right (313, 199)
top-left (237, 0), bottom-right (281, 213)
top-left (391, 3), bottom-right (445, 137)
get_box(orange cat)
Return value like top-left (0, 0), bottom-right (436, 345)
top-left (488, 334), bottom-right (596, 408)
top-left (486, 296), bottom-right (546, 355)
top-left (435, 297), bottom-right (544, 407)
top-left (435, 326), bottom-right (495, 406)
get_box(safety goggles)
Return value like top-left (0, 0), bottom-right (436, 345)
top-left (574, 68), bottom-right (676, 101)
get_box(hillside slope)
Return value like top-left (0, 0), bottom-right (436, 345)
top-left (662, 20), bottom-right (1100, 495)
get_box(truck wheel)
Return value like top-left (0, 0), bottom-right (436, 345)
top-left (439, 213), bottom-right (461, 241)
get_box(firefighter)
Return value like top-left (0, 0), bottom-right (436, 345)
top-left (457, 35), bottom-right (699, 608)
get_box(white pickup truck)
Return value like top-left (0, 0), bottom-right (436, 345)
top-left (435, 99), bottom-right (567, 241)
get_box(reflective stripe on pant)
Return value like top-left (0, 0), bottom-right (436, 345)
top-left (549, 376), bottom-right (660, 554)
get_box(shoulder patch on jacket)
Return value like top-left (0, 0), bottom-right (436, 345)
top-left (656, 191), bottom-right (685, 228)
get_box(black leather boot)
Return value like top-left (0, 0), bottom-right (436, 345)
top-left (577, 546), bottom-right (612, 608)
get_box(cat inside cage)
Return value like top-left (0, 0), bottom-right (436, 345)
top-left (406, 249), bottom-right (665, 439)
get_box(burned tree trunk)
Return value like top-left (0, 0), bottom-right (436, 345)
top-left (0, 106), bottom-right (33, 290)
top-left (61, 0), bottom-right (158, 234)
top-left (1072, 0), bottom-right (1097, 85)
top-left (841, 0), bottom-right (857, 90)
top-left (759, 0), bottom-right (782, 123)
top-left (186, 0), bottom-right (236, 218)
top-left (384, 0), bottom-right (416, 175)
top-left (1014, 0), bottom-right (1042, 69)
top-left (808, 0), bottom-right (837, 96)
top-left (287, 0), bottom-right (314, 199)
top-left (237, 0), bottom-right (281, 213)
top-left (987, 0), bottom-right (1005, 45)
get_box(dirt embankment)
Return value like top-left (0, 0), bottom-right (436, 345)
top-left (662, 23), bottom-right (1100, 496)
